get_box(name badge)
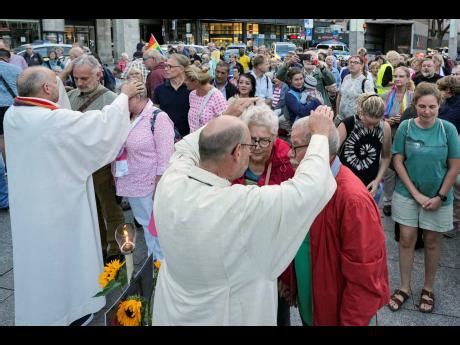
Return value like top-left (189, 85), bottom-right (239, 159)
top-left (114, 148), bottom-right (129, 177)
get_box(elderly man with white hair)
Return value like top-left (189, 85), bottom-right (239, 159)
top-left (143, 49), bottom-right (166, 100)
top-left (68, 54), bottom-right (127, 265)
top-left (289, 116), bottom-right (389, 326)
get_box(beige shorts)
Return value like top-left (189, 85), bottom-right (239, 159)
top-left (392, 192), bottom-right (453, 232)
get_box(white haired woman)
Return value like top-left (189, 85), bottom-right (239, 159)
top-left (112, 76), bottom-right (175, 261)
top-left (232, 103), bottom-right (296, 326)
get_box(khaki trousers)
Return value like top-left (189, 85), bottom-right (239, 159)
top-left (93, 164), bottom-right (124, 257)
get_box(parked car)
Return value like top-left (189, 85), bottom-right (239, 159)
top-left (224, 44), bottom-right (246, 62)
top-left (15, 43), bottom-right (73, 58)
top-left (159, 44), bottom-right (205, 57)
top-left (316, 40), bottom-right (350, 61)
top-left (271, 42), bottom-right (297, 60)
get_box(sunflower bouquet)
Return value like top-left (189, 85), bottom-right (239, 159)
top-left (113, 259), bottom-right (161, 326)
top-left (94, 259), bottom-right (127, 297)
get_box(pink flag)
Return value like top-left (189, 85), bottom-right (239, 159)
top-left (147, 212), bottom-right (158, 237)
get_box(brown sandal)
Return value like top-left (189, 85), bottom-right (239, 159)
top-left (388, 289), bottom-right (410, 312)
top-left (418, 289), bottom-right (435, 313)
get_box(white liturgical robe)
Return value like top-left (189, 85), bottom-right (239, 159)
top-left (4, 94), bottom-right (130, 325)
top-left (153, 127), bottom-right (337, 325)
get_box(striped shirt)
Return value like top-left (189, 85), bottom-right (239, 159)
top-left (272, 85), bottom-right (282, 108)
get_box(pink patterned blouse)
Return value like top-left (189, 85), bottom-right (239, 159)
top-left (114, 100), bottom-right (175, 198)
top-left (188, 87), bottom-right (228, 132)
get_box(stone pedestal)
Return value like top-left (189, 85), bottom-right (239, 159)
top-left (449, 19), bottom-right (458, 60)
top-left (96, 19), bottom-right (113, 65)
top-left (113, 19), bottom-right (140, 62)
top-left (349, 19), bottom-right (365, 55)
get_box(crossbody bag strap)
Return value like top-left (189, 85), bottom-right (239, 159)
top-left (264, 162), bottom-right (273, 186)
top-left (77, 87), bottom-right (110, 112)
top-left (196, 87), bottom-right (217, 121)
top-left (0, 74), bottom-right (17, 98)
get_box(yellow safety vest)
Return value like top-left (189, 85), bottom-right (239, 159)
top-left (376, 63), bottom-right (394, 95)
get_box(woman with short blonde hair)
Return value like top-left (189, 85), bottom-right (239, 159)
top-left (184, 65), bottom-right (228, 132)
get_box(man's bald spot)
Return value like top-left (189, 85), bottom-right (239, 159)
top-left (17, 66), bottom-right (55, 97)
top-left (199, 116), bottom-right (249, 163)
top-left (69, 47), bottom-right (84, 59)
top-left (202, 115), bottom-right (247, 138)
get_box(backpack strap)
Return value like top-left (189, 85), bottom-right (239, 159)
top-left (0, 74), bottom-right (17, 98)
top-left (150, 108), bottom-right (163, 136)
top-left (361, 78), bottom-right (367, 93)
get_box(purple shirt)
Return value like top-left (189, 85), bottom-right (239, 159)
top-left (10, 54), bottom-right (28, 71)
top-left (114, 101), bottom-right (175, 197)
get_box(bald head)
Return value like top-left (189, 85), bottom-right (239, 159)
top-left (69, 47), bottom-right (84, 60)
top-left (199, 116), bottom-right (248, 163)
top-left (292, 117), bottom-right (339, 157)
top-left (17, 66), bottom-right (58, 102)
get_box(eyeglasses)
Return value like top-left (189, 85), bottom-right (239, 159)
top-left (231, 143), bottom-right (258, 154)
top-left (142, 56), bottom-right (152, 61)
top-left (289, 143), bottom-right (309, 156)
top-left (251, 137), bottom-right (272, 149)
top-left (348, 60), bottom-right (362, 65)
top-left (165, 64), bottom-right (182, 69)
top-left (452, 73), bottom-right (459, 76)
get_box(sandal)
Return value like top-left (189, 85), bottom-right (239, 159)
top-left (388, 289), bottom-right (410, 312)
top-left (418, 289), bottom-right (435, 313)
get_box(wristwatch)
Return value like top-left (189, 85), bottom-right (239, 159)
top-left (436, 193), bottom-right (447, 202)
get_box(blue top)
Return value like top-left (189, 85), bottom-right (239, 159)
top-left (285, 86), bottom-right (321, 123)
top-left (152, 80), bottom-right (191, 137)
top-left (0, 61), bottom-right (21, 107)
top-left (438, 94), bottom-right (460, 134)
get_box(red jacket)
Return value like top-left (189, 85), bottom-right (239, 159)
top-left (233, 138), bottom-right (297, 300)
top-left (309, 165), bottom-right (390, 325)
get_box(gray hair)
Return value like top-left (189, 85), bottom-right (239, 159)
top-left (241, 103), bottom-right (279, 136)
top-left (199, 124), bottom-right (245, 163)
top-left (72, 54), bottom-right (101, 72)
top-left (17, 67), bottom-right (50, 97)
top-left (145, 50), bottom-right (165, 62)
top-left (292, 116), bottom-right (339, 157)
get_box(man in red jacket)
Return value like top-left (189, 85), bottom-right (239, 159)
top-left (289, 115), bottom-right (390, 326)
top-left (143, 50), bottom-right (166, 101)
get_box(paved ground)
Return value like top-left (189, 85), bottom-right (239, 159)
top-left (0, 201), bottom-right (459, 326)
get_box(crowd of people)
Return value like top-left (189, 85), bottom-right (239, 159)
top-left (0, 37), bottom-right (458, 326)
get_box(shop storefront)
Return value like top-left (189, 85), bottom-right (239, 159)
top-left (64, 20), bottom-right (96, 51)
top-left (0, 19), bottom-right (41, 48)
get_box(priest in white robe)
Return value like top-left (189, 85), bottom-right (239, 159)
top-left (3, 66), bottom-right (145, 325)
top-left (152, 102), bottom-right (337, 325)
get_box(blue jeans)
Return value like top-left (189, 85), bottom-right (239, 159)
top-left (127, 193), bottom-right (164, 260)
top-left (0, 155), bottom-right (8, 209)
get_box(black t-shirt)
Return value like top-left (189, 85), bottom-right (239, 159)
top-left (413, 73), bottom-right (442, 86)
top-left (339, 115), bottom-right (384, 186)
top-left (153, 80), bottom-right (191, 137)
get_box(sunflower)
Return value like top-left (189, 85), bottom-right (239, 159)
top-left (154, 260), bottom-right (161, 270)
top-left (98, 259), bottom-right (125, 289)
top-left (116, 298), bottom-right (142, 326)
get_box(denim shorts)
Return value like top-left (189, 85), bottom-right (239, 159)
top-left (392, 192), bottom-right (453, 232)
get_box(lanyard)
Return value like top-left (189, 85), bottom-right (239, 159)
top-left (330, 156), bottom-right (341, 178)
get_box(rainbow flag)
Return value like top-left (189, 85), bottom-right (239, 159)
top-left (146, 34), bottom-right (164, 55)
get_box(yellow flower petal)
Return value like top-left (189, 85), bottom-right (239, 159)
top-left (116, 299), bottom-right (142, 326)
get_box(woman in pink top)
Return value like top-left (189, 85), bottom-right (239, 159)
top-left (184, 64), bottom-right (228, 132)
top-left (113, 77), bottom-right (175, 260)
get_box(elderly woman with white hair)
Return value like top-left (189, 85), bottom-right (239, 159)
top-left (232, 103), bottom-right (296, 326)
top-left (112, 73), bottom-right (175, 261)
